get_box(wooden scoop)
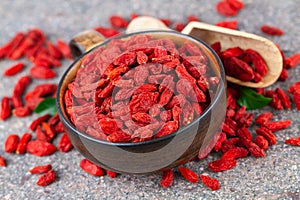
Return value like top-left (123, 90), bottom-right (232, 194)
top-left (126, 16), bottom-right (283, 88)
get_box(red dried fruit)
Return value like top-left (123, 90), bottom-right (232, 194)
top-left (285, 53), bottom-right (300, 69)
top-left (256, 127), bottom-right (276, 145)
top-left (254, 135), bottom-right (269, 150)
top-left (26, 140), bottom-right (57, 156)
top-left (214, 132), bottom-right (227, 152)
top-left (80, 159), bottom-right (105, 176)
top-left (29, 114), bottom-right (51, 131)
top-left (0, 97), bottom-right (12, 120)
top-left (255, 112), bottom-right (273, 125)
top-left (12, 75), bottom-right (31, 108)
top-left (109, 15), bottom-right (129, 28)
top-left (155, 121), bottom-right (179, 138)
top-left (56, 40), bottom-right (73, 59)
top-left (200, 174), bottom-right (220, 190)
top-left (221, 147), bottom-right (248, 160)
top-left (224, 57), bottom-right (254, 82)
top-left (187, 15), bottom-right (200, 22)
top-left (240, 137), bottom-right (265, 157)
top-left (292, 90), bottom-right (300, 110)
top-left (178, 167), bottom-right (198, 183)
top-left (216, 1), bottom-right (239, 17)
top-left (36, 169), bottom-right (56, 186)
top-left (275, 88), bottom-right (291, 109)
top-left (263, 120), bottom-right (291, 132)
top-left (0, 156), bottom-right (6, 167)
top-left (160, 169), bottom-right (174, 188)
top-left (208, 159), bottom-right (237, 172)
top-left (285, 137), bottom-right (300, 146)
top-left (4, 134), bottom-right (20, 153)
top-left (29, 164), bottom-right (52, 174)
top-left (29, 66), bottom-right (56, 79)
top-left (58, 133), bottom-right (73, 153)
top-left (244, 49), bottom-right (268, 77)
top-left (16, 133), bottom-right (32, 154)
top-left (3, 62), bottom-right (25, 76)
top-left (261, 25), bottom-right (284, 36)
top-left (216, 20), bottom-right (238, 30)
top-left (94, 26), bottom-right (120, 38)
top-left (106, 170), bottom-right (118, 178)
top-left (174, 22), bottom-right (185, 32)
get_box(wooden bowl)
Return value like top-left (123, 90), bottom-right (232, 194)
top-left (56, 31), bottom-right (227, 174)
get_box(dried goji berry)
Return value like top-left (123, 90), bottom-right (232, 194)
top-left (221, 147), bottom-right (248, 160)
top-left (80, 159), bottom-right (105, 176)
top-left (160, 169), bottom-right (174, 188)
top-left (36, 169), bottom-right (56, 186)
top-left (224, 57), bottom-right (254, 82)
top-left (254, 135), bottom-right (269, 150)
top-left (216, 20), bottom-right (238, 30)
top-left (3, 62), bottom-right (25, 76)
top-left (106, 170), bottom-right (118, 178)
top-left (29, 164), bottom-right (52, 174)
top-left (263, 120), bottom-right (291, 132)
top-left (261, 25), bottom-right (284, 36)
top-left (29, 114), bottom-right (51, 131)
top-left (26, 140), bottom-right (57, 156)
top-left (285, 53), bottom-right (300, 69)
top-left (16, 133), bottom-right (32, 154)
top-left (200, 174), bottom-right (220, 190)
top-left (58, 133), bottom-right (73, 153)
top-left (29, 66), bottom-right (56, 79)
top-left (13, 106), bottom-right (31, 117)
top-left (187, 15), bottom-right (200, 22)
top-left (0, 156), bottom-right (6, 167)
top-left (285, 137), bottom-right (300, 146)
top-left (56, 40), bottom-right (73, 59)
top-left (0, 97), bottom-right (12, 120)
top-left (216, 1), bottom-right (239, 16)
top-left (214, 132), bottom-right (227, 152)
top-left (12, 75), bottom-right (31, 108)
top-left (256, 127), bottom-right (276, 145)
top-left (255, 112), bottom-right (273, 125)
top-left (4, 134), bottom-right (20, 153)
top-left (109, 15), bottom-right (129, 28)
top-left (240, 137), bottom-right (265, 157)
top-left (178, 167), bottom-right (198, 183)
top-left (208, 159), bottom-right (237, 172)
top-left (94, 26), bottom-right (120, 38)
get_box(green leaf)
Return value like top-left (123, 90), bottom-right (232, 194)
top-left (33, 98), bottom-right (57, 116)
top-left (237, 87), bottom-right (272, 110)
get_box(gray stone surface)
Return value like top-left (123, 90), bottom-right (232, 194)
top-left (0, 0), bottom-right (299, 199)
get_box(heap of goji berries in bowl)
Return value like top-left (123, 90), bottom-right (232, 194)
top-left (56, 30), bottom-right (227, 174)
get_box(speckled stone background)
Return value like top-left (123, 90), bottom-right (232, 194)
top-left (0, 0), bottom-right (299, 199)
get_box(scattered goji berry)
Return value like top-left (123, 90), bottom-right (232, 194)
top-left (58, 133), bottom-right (73, 153)
top-left (16, 133), bottom-right (32, 154)
top-left (208, 159), bottom-right (237, 172)
top-left (29, 164), bottom-right (52, 174)
top-left (285, 137), bottom-right (300, 146)
top-left (160, 169), bottom-right (174, 188)
top-left (4, 134), bottom-right (20, 153)
top-left (285, 53), bottom-right (300, 69)
top-left (200, 174), bottom-right (220, 190)
top-left (216, 20), bottom-right (238, 30)
top-left (261, 25), bottom-right (284, 36)
top-left (109, 15), bottom-right (129, 28)
top-left (0, 97), bottom-right (12, 120)
top-left (80, 159), bottom-right (105, 176)
top-left (36, 169), bottom-right (56, 186)
top-left (178, 167), bottom-right (198, 183)
top-left (26, 140), bottom-right (57, 156)
top-left (3, 62), bottom-right (25, 76)
top-left (0, 156), bottom-right (6, 167)
top-left (221, 147), bottom-right (248, 160)
top-left (263, 120), bottom-right (291, 132)
top-left (254, 135), bottom-right (269, 150)
top-left (255, 112), bottom-right (273, 125)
